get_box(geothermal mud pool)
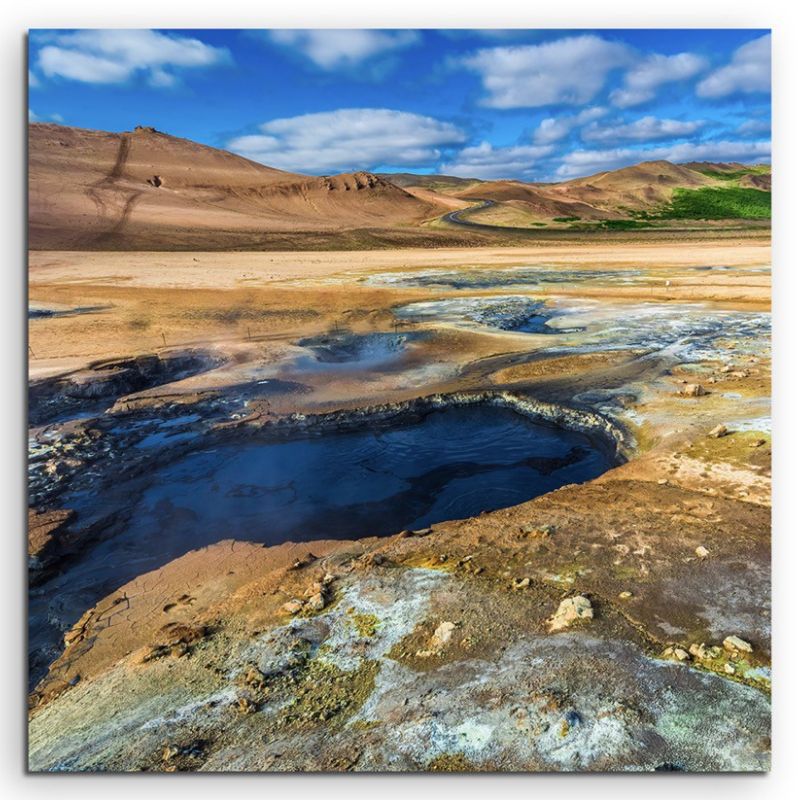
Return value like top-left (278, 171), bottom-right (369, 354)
top-left (27, 253), bottom-right (772, 772)
top-left (29, 398), bottom-right (618, 686)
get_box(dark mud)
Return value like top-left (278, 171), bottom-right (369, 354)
top-left (28, 393), bottom-right (620, 687)
top-left (295, 330), bottom-right (422, 370)
top-left (29, 350), bottom-right (221, 426)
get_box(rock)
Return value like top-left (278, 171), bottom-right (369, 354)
top-left (618, 591), bottom-right (633, 600)
top-left (680, 384), bottom-right (707, 397)
top-left (520, 523), bottom-right (553, 538)
top-left (237, 696), bottom-right (257, 714)
top-left (306, 592), bottom-right (327, 612)
top-left (724, 662), bottom-right (736, 674)
top-left (674, 648), bottom-right (690, 661)
top-left (416, 621), bottom-right (458, 658)
top-left (695, 545), bottom-right (710, 559)
top-left (512, 577), bottom-right (531, 590)
top-left (723, 635), bottom-right (753, 653)
top-left (662, 646), bottom-right (690, 662)
top-left (750, 438), bottom-right (767, 448)
top-left (290, 552), bottom-right (317, 570)
top-left (689, 643), bottom-right (707, 659)
top-left (549, 596), bottom-right (593, 631)
top-left (162, 745), bottom-right (180, 762)
top-left (657, 478), bottom-right (668, 485)
top-left (708, 424), bottom-right (728, 438)
top-left (431, 621), bottom-right (456, 648)
top-left (281, 599), bottom-right (304, 615)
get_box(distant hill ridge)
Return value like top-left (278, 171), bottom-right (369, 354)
top-left (28, 122), bottom-right (771, 249)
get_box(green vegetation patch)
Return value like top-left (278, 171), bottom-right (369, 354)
top-left (649, 187), bottom-right (771, 220)
top-left (597, 219), bottom-right (654, 230)
top-left (694, 166), bottom-right (770, 181)
top-left (553, 216), bottom-right (580, 223)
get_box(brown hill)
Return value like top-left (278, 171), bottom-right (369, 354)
top-left (682, 161), bottom-right (753, 174)
top-left (377, 173), bottom-right (480, 193)
top-left (541, 160), bottom-right (716, 213)
top-left (29, 123), bottom-right (442, 250)
top-left (455, 180), bottom-right (615, 220)
top-left (740, 173), bottom-right (771, 190)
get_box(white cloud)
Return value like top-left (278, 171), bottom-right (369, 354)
top-left (463, 35), bottom-right (631, 108)
top-left (737, 118), bottom-right (771, 135)
top-left (697, 34), bottom-right (771, 98)
top-left (228, 108), bottom-right (465, 173)
top-left (28, 109), bottom-right (63, 124)
top-left (267, 29), bottom-right (418, 70)
top-left (611, 52), bottom-right (708, 108)
top-left (533, 106), bottom-right (607, 144)
top-left (439, 141), bottom-right (554, 180)
top-left (533, 117), bottom-right (574, 145)
top-left (36, 29), bottom-right (229, 86)
top-left (28, 70), bottom-right (40, 88)
top-left (582, 116), bottom-right (705, 143)
top-left (556, 139), bottom-right (771, 178)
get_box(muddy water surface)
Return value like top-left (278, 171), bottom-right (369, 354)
top-left (30, 405), bottom-right (614, 683)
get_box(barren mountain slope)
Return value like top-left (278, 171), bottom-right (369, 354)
top-left (538, 161), bottom-right (717, 213)
top-left (456, 180), bottom-right (616, 220)
top-left (29, 124), bottom-right (442, 249)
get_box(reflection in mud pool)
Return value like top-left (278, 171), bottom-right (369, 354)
top-left (30, 405), bottom-right (614, 683)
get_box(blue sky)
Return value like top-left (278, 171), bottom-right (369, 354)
top-left (28, 29), bottom-right (771, 181)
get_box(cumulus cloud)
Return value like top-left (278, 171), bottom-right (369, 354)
top-left (36, 29), bottom-right (229, 86)
top-left (228, 108), bottom-right (465, 173)
top-left (737, 118), bottom-right (771, 136)
top-left (697, 33), bottom-right (771, 98)
top-left (462, 35), bottom-right (631, 108)
top-left (555, 139), bottom-right (771, 178)
top-left (439, 141), bottom-right (554, 180)
top-left (582, 116), bottom-right (705, 143)
top-left (533, 107), bottom-right (607, 144)
top-left (267, 29), bottom-right (418, 70)
top-left (611, 52), bottom-right (708, 108)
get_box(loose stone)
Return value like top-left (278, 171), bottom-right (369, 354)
top-left (549, 595), bottom-right (593, 631)
top-left (680, 384), bottom-right (707, 397)
top-left (723, 635), bottom-right (753, 653)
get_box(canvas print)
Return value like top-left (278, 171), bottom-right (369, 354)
top-left (27, 29), bottom-right (771, 772)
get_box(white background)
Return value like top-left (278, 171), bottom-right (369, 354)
top-left (2, 1), bottom-right (796, 797)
